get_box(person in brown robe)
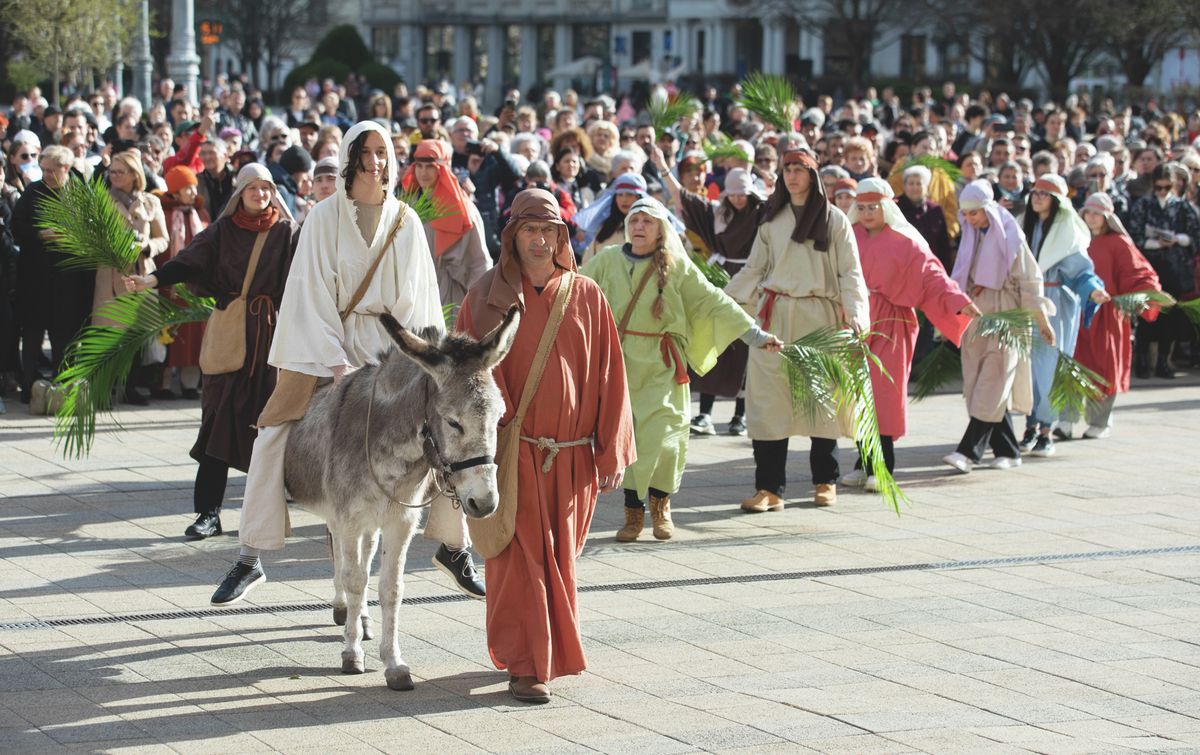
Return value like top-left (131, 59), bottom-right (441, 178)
top-left (132, 164), bottom-right (300, 539)
top-left (457, 189), bottom-right (635, 704)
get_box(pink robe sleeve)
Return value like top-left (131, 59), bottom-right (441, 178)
top-left (1113, 235), bottom-right (1163, 322)
top-left (914, 250), bottom-right (973, 346)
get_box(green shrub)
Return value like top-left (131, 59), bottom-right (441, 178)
top-left (358, 61), bottom-right (401, 93)
top-left (312, 25), bottom-right (371, 70)
top-left (283, 58), bottom-right (351, 95)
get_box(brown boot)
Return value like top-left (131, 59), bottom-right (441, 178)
top-left (508, 675), bottom-right (551, 704)
top-left (648, 494), bottom-right (674, 540)
top-left (814, 483), bottom-right (837, 506)
top-left (741, 490), bottom-right (784, 513)
top-left (615, 506), bottom-right (644, 542)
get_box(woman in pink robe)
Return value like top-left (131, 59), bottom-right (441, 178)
top-left (844, 178), bottom-right (978, 487)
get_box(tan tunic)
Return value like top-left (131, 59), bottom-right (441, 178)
top-left (725, 206), bottom-right (870, 440)
top-left (422, 201), bottom-right (492, 307)
top-left (960, 238), bottom-right (1052, 422)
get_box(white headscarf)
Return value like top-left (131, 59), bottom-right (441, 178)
top-left (844, 177), bottom-right (931, 253)
top-left (625, 196), bottom-right (688, 260)
top-left (218, 162), bottom-right (295, 221)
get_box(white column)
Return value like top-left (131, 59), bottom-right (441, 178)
top-left (763, 19), bottom-right (786, 75)
top-left (402, 25), bottom-right (425, 87)
top-left (131, 0), bottom-right (153, 107)
top-left (519, 24), bottom-right (539, 96)
top-left (552, 23), bottom-right (572, 93)
top-left (485, 25), bottom-right (506, 110)
top-left (704, 22), bottom-right (722, 75)
top-left (453, 25), bottom-right (472, 90)
top-left (674, 22), bottom-right (690, 71)
top-left (166, 0), bottom-right (201, 103)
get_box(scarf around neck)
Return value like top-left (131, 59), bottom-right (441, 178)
top-left (232, 204), bottom-right (279, 233)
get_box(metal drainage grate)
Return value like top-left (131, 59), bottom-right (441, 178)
top-left (3, 544), bottom-right (1198, 632)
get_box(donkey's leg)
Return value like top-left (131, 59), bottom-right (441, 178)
top-left (377, 517), bottom-right (419, 691)
top-left (337, 529), bottom-right (371, 674)
top-left (359, 530), bottom-right (380, 641)
top-left (328, 527), bottom-right (348, 627)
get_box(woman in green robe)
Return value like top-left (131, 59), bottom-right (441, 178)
top-left (581, 198), bottom-right (782, 542)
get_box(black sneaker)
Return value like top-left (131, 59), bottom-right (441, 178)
top-left (433, 545), bottom-right (485, 600)
top-left (1018, 426), bottom-right (1038, 453)
top-left (1030, 435), bottom-right (1056, 458)
top-left (211, 562), bottom-right (266, 606)
top-left (185, 513), bottom-right (222, 540)
top-left (728, 415), bottom-right (747, 436)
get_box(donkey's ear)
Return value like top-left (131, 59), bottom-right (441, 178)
top-left (383, 313), bottom-right (447, 375)
top-left (479, 305), bottom-right (520, 370)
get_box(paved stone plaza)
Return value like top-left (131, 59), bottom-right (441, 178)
top-left (2, 376), bottom-right (1199, 753)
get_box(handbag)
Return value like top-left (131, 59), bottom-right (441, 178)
top-left (199, 230), bottom-right (268, 375)
top-left (468, 271), bottom-right (575, 558)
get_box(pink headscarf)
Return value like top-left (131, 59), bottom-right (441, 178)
top-left (952, 179), bottom-right (1023, 291)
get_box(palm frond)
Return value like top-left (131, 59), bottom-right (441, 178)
top-left (54, 291), bottom-right (212, 458)
top-left (781, 326), bottom-right (908, 513)
top-left (397, 189), bottom-right (453, 225)
top-left (702, 132), bottom-right (750, 164)
top-left (971, 308), bottom-right (1037, 356)
top-left (37, 176), bottom-right (141, 273)
top-left (646, 91), bottom-right (699, 134)
top-left (1175, 297), bottom-right (1200, 327)
top-left (1049, 351), bottom-right (1109, 418)
top-left (1109, 290), bottom-right (1176, 318)
top-left (737, 72), bottom-right (799, 132)
top-left (909, 342), bottom-right (962, 401)
top-left (905, 153), bottom-right (963, 183)
top-left (689, 251), bottom-right (730, 289)
top-left (442, 302), bottom-right (458, 330)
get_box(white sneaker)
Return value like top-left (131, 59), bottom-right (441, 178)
top-left (988, 456), bottom-right (1022, 470)
top-left (1083, 425), bottom-right (1111, 439)
top-left (864, 475), bottom-right (879, 492)
top-left (942, 452), bottom-right (972, 474)
top-left (840, 469), bottom-right (868, 487)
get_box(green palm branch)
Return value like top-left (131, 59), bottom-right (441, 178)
top-left (37, 175), bottom-right (141, 273)
top-left (904, 153), bottom-right (963, 183)
top-left (647, 91), bottom-right (699, 134)
top-left (1049, 350), bottom-right (1109, 418)
top-left (909, 342), bottom-right (963, 401)
top-left (397, 189), bottom-right (453, 225)
top-left (689, 251), bottom-right (730, 289)
top-left (442, 302), bottom-right (458, 330)
top-left (1175, 297), bottom-right (1200, 327)
top-left (971, 308), bottom-right (1037, 356)
top-left (1109, 290), bottom-right (1176, 318)
top-left (702, 132), bottom-right (750, 164)
top-left (737, 72), bottom-right (799, 133)
top-left (781, 326), bottom-right (907, 513)
top-left (53, 288), bottom-right (213, 458)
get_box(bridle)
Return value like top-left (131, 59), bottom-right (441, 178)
top-left (364, 366), bottom-right (495, 510)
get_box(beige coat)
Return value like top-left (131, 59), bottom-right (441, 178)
top-left (422, 201), bottom-right (492, 307)
top-left (726, 206), bottom-right (870, 440)
top-left (960, 238), bottom-right (1053, 422)
top-left (94, 191), bottom-right (167, 327)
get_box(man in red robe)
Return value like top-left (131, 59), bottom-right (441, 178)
top-left (1074, 193), bottom-right (1162, 438)
top-left (457, 189), bottom-right (636, 704)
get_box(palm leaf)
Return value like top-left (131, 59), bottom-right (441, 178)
top-left (442, 302), bottom-right (458, 330)
top-left (971, 308), bottom-right (1037, 356)
top-left (1175, 297), bottom-right (1200, 327)
top-left (689, 251), bottom-right (730, 289)
top-left (37, 175), bottom-right (141, 273)
top-left (397, 189), bottom-right (453, 225)
top-left (781, 326), bottom-right (908, 513)
top-left (909, 342), bottom-right (962, 401)
top-left (53, 291), bottom-right (212, 458)
top-left (646, 91), bottom-right (699, 134)
top-left (905, 153), bottom-right (963, 184)
top-left (702, 132), bottom-right (750, 164)
top-left (737, 72), bottom-right (799, 132)
top-left (1109, 290), bottom-right (1176, 318)
top-left (1049, 350), bottom-right (1109, 418)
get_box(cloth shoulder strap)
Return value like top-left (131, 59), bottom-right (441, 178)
top-left (238, 231), bottom-right (269, 299)
top-left (340, 202), bottom-right (410, 322)
top-left (616, 262), bottom-right (657, 334)
top-left (512, 271), bottom-right (575, 423)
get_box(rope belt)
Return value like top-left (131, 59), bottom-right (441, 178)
top-left (520, 435), bottom-right (593, 472)
top-left (1043, 281), bottom-right (1062, 288)
top-left (758, 288), bottom-right (827, 331)
top-left (247, 294), bottom-right (277, 378)
top-left (621, 329), bottom-right (690, 384)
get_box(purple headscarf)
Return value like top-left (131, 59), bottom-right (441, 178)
top-left (951, 179), bottom-right (1023, 291)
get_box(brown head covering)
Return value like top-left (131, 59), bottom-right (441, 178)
top-left (462, 188), bottom-right (576, 332)
top-left (762, 148), bottom-right (831, 251)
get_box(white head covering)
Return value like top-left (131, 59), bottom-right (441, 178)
top-left (337, 120), bottom-right (400, 201)
top-left (1024, 173), bottom-right (1091, 272)
top-left (218, 162), bottom-right (295, 221)
top-left (625, 196), bottom-right (688, 260)
top-left (1081, 192), bottom-right (1130, 237)
top-left (901, 164), bottom-right (932, 188)
top-left (12, 129), bottom-right (40, 149)
top-left (952, 179), bottom-right (1023, 291)
top-left (845, 177), bottom-right (931, 253)
top-left (720, 168), bottom-right (766, 201)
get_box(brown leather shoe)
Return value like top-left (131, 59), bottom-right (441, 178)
top-left (615, 506), bottom-right (644, 542)
top-left (508, 675), bottom-right (551, 704)
top-left (740, 490), bottom-right (784, 513)
top-left (648, 494), bottom-right (674, 540)
top-left (813, 483), bottom-right (837, 506)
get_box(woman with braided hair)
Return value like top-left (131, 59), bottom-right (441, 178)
top-left (581, 197), bottom-right (782, 542)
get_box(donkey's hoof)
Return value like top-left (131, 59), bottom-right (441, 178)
top-left (385, 669), bottom-right (414, 691)
top-left (332, 606), bottom-right (348, 626)
top-left (361, 615), bottom-right (374, 640)
top-left (341, 654), bottom-right (366, 674)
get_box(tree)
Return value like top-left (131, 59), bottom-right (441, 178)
top-left (8, 0), bottom-right (135, 105)
top-left (1096, 0), bottom-right (1188, 89)
top-left (918, 2), bottom-right (1037, 91)
top-left (793, 0), bottom-right (914, 88)
top-left (262, 0), bottom-right (308, 95)
top-left (216, 0), bottom-right (264, 81)
top-left (1016, 0), bottom-right (1107, 101)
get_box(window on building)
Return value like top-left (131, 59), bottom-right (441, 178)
top-left (823, 21), bottom-right (870, 82)
top-left (901, 35), bottom-right (927, 81)
top-left (426, 26), bottom-right (454, 80)
top-left (506, 26), bottom-right (521, 87)
top-left (538, 25), bottom-right (556, 83)
top-left (574, 25), bottom-right (610, 61)
top-left (632, 30), bottom-right (652, 63)
top-left (942, 39), bottom-right (970, 80)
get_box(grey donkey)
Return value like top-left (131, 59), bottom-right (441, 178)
top-left (283, 306), bottom-right (518, 690)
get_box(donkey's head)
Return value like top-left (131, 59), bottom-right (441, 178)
top-left (379, 307), bottom-right (519, 519)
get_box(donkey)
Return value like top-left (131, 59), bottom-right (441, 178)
top-left (283, 307), bottom-right (518, 691)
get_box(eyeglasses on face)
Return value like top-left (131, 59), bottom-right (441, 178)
top-left (1030, 189), bottom-right (1051, 198)
top-left (17, 152), bottom-right (38, 160)
top-left (419, 117), bottom-right (438, 124)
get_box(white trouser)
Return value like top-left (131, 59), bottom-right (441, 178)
top-left (1086, 394), bottom-right (1117, 430)
top-left (422, 491), bottom-right (470, 550)
top-left (239, 424), bottom-right (292, 551)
